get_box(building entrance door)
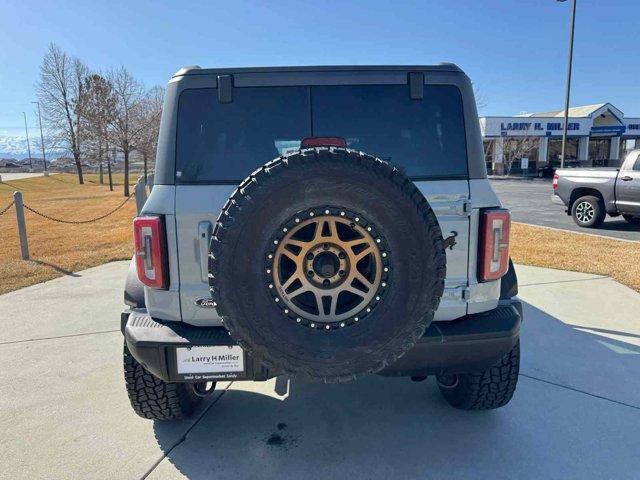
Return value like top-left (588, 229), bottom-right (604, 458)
top-left (588, 138), bottom-right (611, 167)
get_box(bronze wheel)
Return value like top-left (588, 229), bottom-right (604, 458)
top-left (270, 208), bottom-right (389, 329)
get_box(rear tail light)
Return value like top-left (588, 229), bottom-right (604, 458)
top-left (133, 216), bottom-right (168, 289)
top-left (479, 209), bottom-right (511, 282)
top-left (301, 137), bottom-right (347, 148)
top-left (552, 173), bottom-right (559, 190)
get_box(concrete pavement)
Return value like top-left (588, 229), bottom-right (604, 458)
top-left (1, 262), bottom-right (639, 479)
top-left (0, 172), bottom-right (55, 181)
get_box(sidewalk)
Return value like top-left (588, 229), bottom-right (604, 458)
top-left (1, 262), bottom-right (639, 479)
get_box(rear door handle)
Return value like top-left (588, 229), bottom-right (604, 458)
top-left (621, 176), bottom-right (633, 181)
top-left (198, 221), bottom-right (213, 282)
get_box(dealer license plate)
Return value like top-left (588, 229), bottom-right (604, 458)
top-left (175, 345), bottom-right (245, 379)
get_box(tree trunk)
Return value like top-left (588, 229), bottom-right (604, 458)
top-left (74, 150), bottom-right (84, 184)
top-left (123, 149), bottom-right (130, 197)
top-left (107, 157), bottom-right (113, 192)
top-left (143, 151), bottom-right (148, 185)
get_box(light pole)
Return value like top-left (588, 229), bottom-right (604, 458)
top-left (22, 112), bottom-right (33, 171)
top-left (32, 101), bottom-right (48, 174)
top-left (558, 0), bottom-right (577, 169)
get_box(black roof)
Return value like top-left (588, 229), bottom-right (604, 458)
top-left (173, 64), bottom-right (462, 78)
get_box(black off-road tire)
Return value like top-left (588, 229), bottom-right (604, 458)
top-left (123, 343), bottom-right (205, 420)
top-left (436, 341), bottom-right (520, 410)
top-left (571, 195), bottom-right (606, 228)
top-left (209, 148), bottom-right (446, 383)
top-left (623, 214), bottom-right (640, 225)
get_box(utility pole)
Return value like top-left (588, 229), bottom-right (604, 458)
top-left (559, 0), bottom-right (577, 169)
top-left (22, 112), bottom-right (33, 171)
top-left (32, 101), bottom-right (48, 174)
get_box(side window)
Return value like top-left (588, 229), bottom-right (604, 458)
top-left (634, 156), bottom-right (640, 171)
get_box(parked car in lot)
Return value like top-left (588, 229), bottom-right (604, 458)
top-left (552, 150), bottom-right (640, 228)
top-left (122, 64), bottom-right (522, 421)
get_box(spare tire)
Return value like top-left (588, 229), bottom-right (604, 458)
top-left (209, 148), bottom-right (446, 382)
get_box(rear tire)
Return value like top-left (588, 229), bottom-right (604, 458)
top-left (623, 214), bottom-right (640, 225)
top-left (123, 342), bottom-right (208, 420)
top-left (436, 341), bottom-right (520, 410)
top-left (571, 195), bottom-right (605, 228)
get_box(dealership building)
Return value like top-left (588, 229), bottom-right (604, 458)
top-left (480, 103), bottom-right (640, 175)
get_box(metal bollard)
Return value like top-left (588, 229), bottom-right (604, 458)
top-left (14, 191), bottom-right (29, 260)
top-left (134, 181), bottom-right (147, 214)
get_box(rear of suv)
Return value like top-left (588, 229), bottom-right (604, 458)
top-left (122, 65), bottom-right (522, 420)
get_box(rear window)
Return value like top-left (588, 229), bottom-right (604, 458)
top-left (176, 84), bottom-right (467, 183)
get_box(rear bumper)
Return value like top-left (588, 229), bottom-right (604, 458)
top-left (122, 300), bottom-right (522, 383)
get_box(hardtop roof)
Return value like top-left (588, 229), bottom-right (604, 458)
top-left (172, 64), bottom-right (463, 78)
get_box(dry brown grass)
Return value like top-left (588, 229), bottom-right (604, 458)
top-left (511, 222), bottom-right (640, 292)
top-left (0, 173), bottom-right (137, 294)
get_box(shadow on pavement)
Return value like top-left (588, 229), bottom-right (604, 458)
top-left (595, 219), bottom-right (640, 233)
top-left (150, 300), bottom-right (640, 479)
top-left (30, 259), bottom-right (82, 277)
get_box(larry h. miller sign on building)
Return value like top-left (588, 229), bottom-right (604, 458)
top-left (480, 103), bottom-right (640, 175)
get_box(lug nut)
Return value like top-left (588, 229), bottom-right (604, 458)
top-left (338, 270), bottom-right (345, 277)
top-left (323, 243), bottom-right (329, 250)
top-left (307, 253), bottom-right (314, 260)
top-left (323, 279), bottom-right (330, 287)
top-left (307, 270), bottom-right (314, 277)
top-left (338, 252), bottom-right (345, 259)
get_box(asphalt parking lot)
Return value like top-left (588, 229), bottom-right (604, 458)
top-left (491, 178), bottom-right (640, 241)
top-left (2, 261), bottom-right (640, 479)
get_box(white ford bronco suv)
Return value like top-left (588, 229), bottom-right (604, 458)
top-left (122, 65), bottom-right (522, 420)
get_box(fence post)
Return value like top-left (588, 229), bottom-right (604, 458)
top-left (135, 179), bottom-right (147, 214)
top-left (14, 191), bottom-right (29, 260)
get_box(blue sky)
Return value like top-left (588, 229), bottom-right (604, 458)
top-left (1, 0), bottom-right (638, 155)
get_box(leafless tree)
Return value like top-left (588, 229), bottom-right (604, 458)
top-left (136, 85), bottom-right (165, 184)
top-left (107, 67), bottom-right (148, 196)
top-left (83, 74), bottom-right (116, 182)
top-left (502, 136), bottom-right (538, 175)
top-left (36, 43), bottom-right (90, 184)
top-left (472, 83), bottom-right (487, 114)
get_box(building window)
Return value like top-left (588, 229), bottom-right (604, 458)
top-left (588, 138), bottom-right (611, 167)
top-left (503, 137), bottom-right (539, 175)
top-left (547, 138), bottom-right (579, 166)
top-left (620, 138), bottom-right (639, 159)
top-left (483, 140), bottom-right (494, 174)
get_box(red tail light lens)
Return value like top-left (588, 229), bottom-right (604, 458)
top-left (552, 173), bottom-right (559, 190)
top-left (479, 209), bottom-right (511, 282)
top-left (301, 137), bottom-right (347, 148)
top-left (133, 216), bottom-right (168, 289)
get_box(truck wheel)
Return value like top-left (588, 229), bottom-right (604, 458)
top-left (436, 341), bottom-right (520, 410)
top-left (571, 195), bottom-right (605, 228)
top-left (623, 214), bottom-right (640, 225)
top-left (123, 343), bottom-right (209, 420)
top-left (209, 148), bottom-right (446, 382)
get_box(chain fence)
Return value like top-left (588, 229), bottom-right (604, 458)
top-left (0, 200), bottom-right (15, 216)
top-left (4, 174), bottom-right (150, 261)
top-left (21, 194), bottom-right (135, 224)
